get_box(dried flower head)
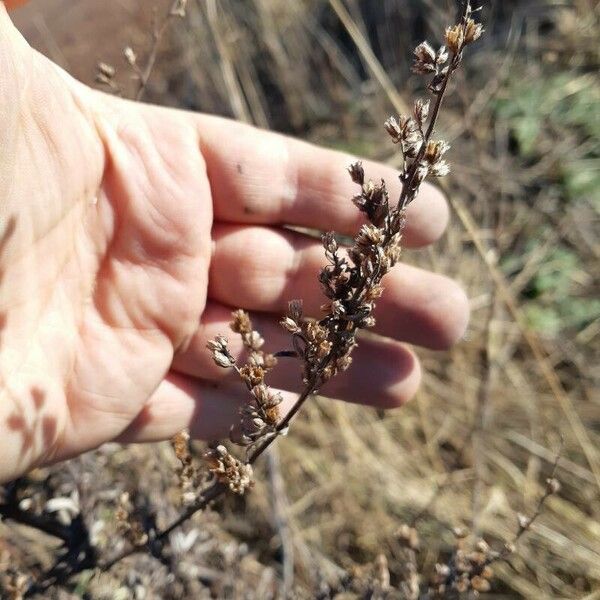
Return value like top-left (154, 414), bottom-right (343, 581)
top-left (414, 98), bottom-right (430, 127)
top-left (464, 18), bottom-right (484, 44)
top-left (170, 0), bottom-right (187, 17)
top-left (207, 335), bottom-right (235, 368)
top-left (123, 46), bottom-right (137, 67)
top-left (347, 161), bottom-right (365, 185)
top-left (97, 62), bottom-right (116, 79)
top-left (445, 24), bottom-right (465, 54)
top-left (230, 309), bottom-right (252, 335)
top-left (115, 492), bottom-right (148, 547)
top-left (413, 41), bottom-right (437, 74)
top-left (171, 431), bottom-right (198, 506)
top-left (203, 445), bottom-right (253, 494)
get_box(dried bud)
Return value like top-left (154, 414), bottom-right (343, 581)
top-left (243, 330), bottom-right (264, 351)
top-left (356, 224), bottom-right (384, 248)
top-left (263, 353), bottom-right (278, 369)
top-left (424, 140), bottom-right (451, 178)
top-left (280, 316), bottom-right (300, 334)
top-left (230, 309), bottom-right (252, 334)
top-left (251, 383), bottom-right (270, 405)
top-left (355, 179), bottom-right (389, 226)
top-left (204, 445), bottom-right (253, 495)
top-left (464, 18), bottom-right (484, 44)
top-left (303, 320), bottom-right (328, 344)
top-left (397, 524), bottom-right (420, 550)
top-left (207, 335), bottom-right (235, 368)
top-left (517, 513), bottom-right (531, 530)
top-left (240, 365), bottom-right (265, 387)
top-left (97, 62), bottom-right (116, 79)
top-left (424, 140), bottom-right (451, 163)
top-left (317, 340), bottom-right (333, 359)
top-left (123, 46), bottom-right (137, 66)
top-left (471, 576), bottom-right (491, 593)
top-left (347, 161), bottom-right (365, 185)
top-left (546, 477), bottom-right (561, 495)
top-left (170, 0), bottom-right (187, 17)
top-left (413, 41), bottom-right (437, 73)
top-left (445, 25), bottom-right (465, 54)
top-left (172, 430), bottom-right (191, 464)
top-left (435, 563), bottom-right (451, 578)
top-left (336, 355), bottom-right (353, 372)
top-left (288, 300), bottom-right (303, 322)
top-left (365, 284), bottom-right (385, 301)
top-left (384, 116), bottom-right (402, 143)
top-left (414, 99), bottom-right (430, 127)
top-left (384, 115), bottom-right (421, 147)
top-left (436, 45), bottom-right (449, 65)
top-left (322, 232), bottom-right (338, 254)
top-left (361, 315), bottom-right (376, 329)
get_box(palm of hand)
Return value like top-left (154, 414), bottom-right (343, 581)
top-left (1, 36), bottom-right (213, 477)
top-left (0, 14), bottom-right (469, 482)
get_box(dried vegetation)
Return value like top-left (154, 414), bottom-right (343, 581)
top-left (2, 0), bottom-right (599, 598)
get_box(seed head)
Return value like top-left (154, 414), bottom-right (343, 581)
top-left (445, 24), bottom-right (465, 54)
top-left (464, 18), bottom-right (484, 44)
top-left (414, 99), bottom-right (430, 127)
top-left (546, 477), bottom-right (561, 495)
top-left (413, 41), bottom-right (437, 74)
top-left (347, 161), bottom-right (365, 185)
top-left (230, 309), bottom-right (252, 335)
top-left (207, 335), bottom-right (235, 368)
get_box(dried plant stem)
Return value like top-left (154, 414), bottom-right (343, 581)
top-left (30, 3), bottom-right (485, 591)
top-left (134, 0), bottom-right (187, 101)
top-left (96, 3), bottom-right (479, 577)
top-left (98, 376), bottom-right (323, 571)
top-left (498, 440), bottom-right (563, 559)
top-left (328, 0), bottom-right (409, 115)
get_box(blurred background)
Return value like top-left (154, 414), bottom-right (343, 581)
top-left (3, 0), bottom-right (599, 598)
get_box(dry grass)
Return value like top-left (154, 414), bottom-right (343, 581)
top-left (4, 0), bottom-right (599, 598)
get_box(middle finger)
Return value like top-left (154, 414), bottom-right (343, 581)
top-left (209, 224), bottom-right (469, 350)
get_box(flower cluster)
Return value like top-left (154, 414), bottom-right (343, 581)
top-left (171, 431), bottom-right (199, 506)
top-left (231, 383), bottom-right (282, 447)
top-left (203, 445), bottom-right (253, 495)
top-left (207, 335), bottom-right (235, 369)
top-left (114, 492), bottom-right (149, 548)
top-left (206, 310), bottom-right (281, 450)
top-left (431, 530), bottom-right (495, 596)
top-left (383, 5), bottom-right (484, 209)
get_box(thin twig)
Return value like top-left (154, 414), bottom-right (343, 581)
top-left (134, 0), bottom-right (187, 101)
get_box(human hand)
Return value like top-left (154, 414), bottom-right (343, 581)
top-left (0, 5), bottom-right (468, 483)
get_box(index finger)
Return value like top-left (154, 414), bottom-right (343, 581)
top-left (195, 114), bottom-right (449, 248)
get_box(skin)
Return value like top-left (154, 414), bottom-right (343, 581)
top-left (0, 2), bottom-right (469, 483)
